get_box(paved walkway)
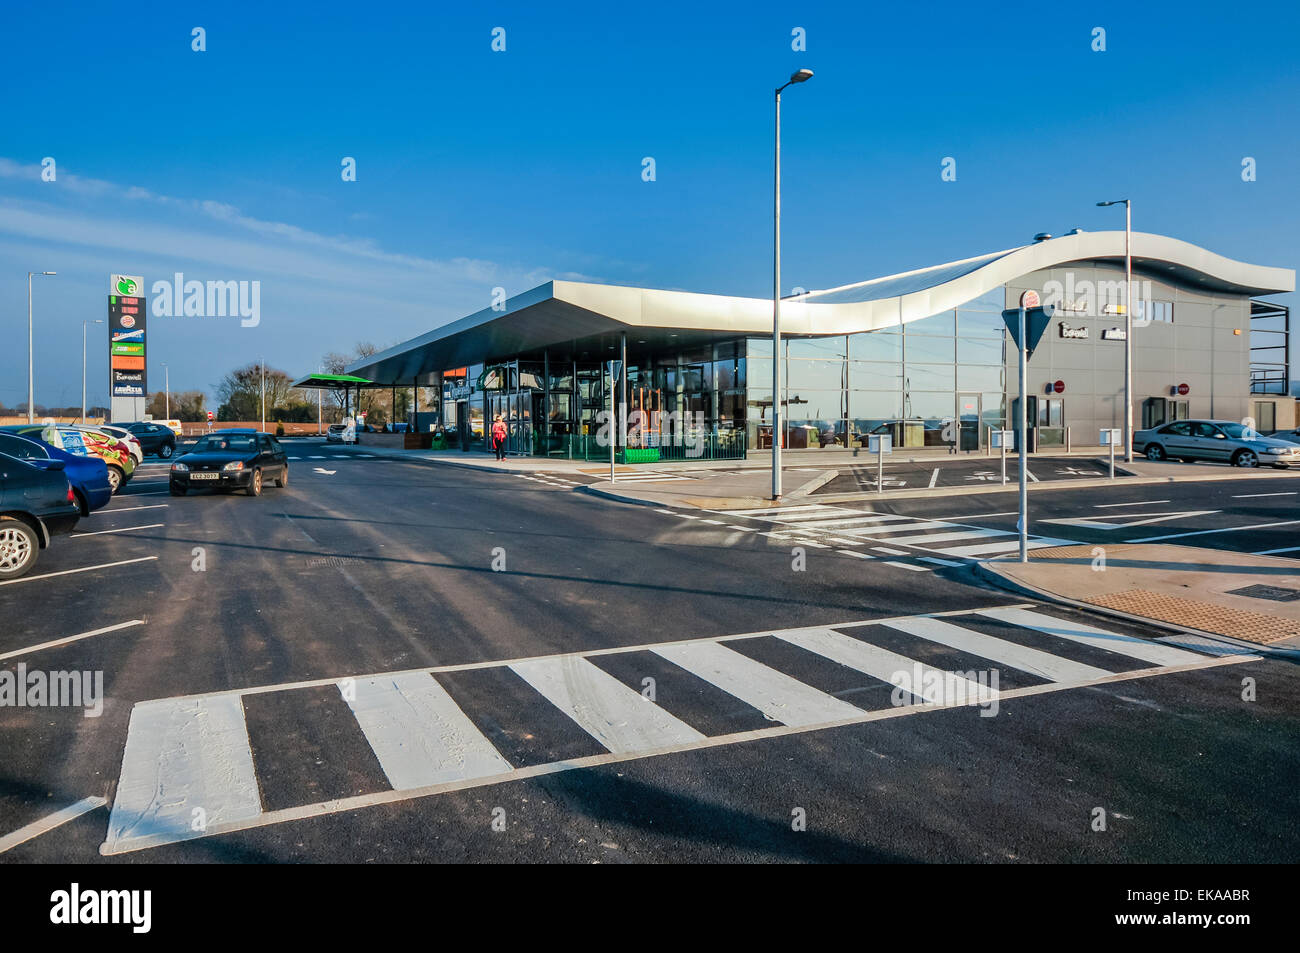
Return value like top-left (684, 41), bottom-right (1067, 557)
top-left (978, 544), bottom-right (1300, 651)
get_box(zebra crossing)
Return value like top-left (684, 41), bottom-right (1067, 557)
top-left (514, 472), bottom-right (583, 489)
top-left (654, 502), bottom-right (1081, 571)
top-left (100, 604), bottom-right (1252, 855)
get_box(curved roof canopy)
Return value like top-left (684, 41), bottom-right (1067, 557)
top-left (349, 231), bottom-right (1294, 384)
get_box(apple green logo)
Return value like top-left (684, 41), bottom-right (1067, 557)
top-left (115, 276), bottom-right (139, 295)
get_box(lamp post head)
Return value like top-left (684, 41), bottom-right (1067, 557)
top-left (790, 68), bottom-right (814, 83)
top-left (1096, 199), bottom-right (1128, 207)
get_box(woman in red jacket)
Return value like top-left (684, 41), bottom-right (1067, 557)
top-left (491, 414), bottom-right (507, 460)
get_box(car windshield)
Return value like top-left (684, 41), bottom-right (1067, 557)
top-left (1219, 423), bottom-right (1260, 439)
top-left (191, 435), bottom-right (256, 453)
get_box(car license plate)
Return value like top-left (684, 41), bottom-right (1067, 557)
top-left (189, 472), bottom-right (219, 480)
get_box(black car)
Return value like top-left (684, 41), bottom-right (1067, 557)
top-left (169, 430), bottom-right (289, 497)
top-left (125, 421), bottom-right (178, 459)
top-left (0, 451), bottom-right (81, 579)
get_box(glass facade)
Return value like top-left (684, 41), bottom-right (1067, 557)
top-left (746, 286), bottom-right (1007, 449)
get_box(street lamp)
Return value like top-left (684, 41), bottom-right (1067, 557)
top-left (82, 318), bottom-right (103, 422)
top-left (27, 271), bottom-right (56, 424)
top-left (162, 363), bottom-right (170, 420)
top-left (772, 67), bottom-right (814, 500)
top-left (1097, 199), bottom-right (1133, 461)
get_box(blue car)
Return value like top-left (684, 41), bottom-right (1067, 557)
top-left (0, 431), bottom-right (114, 516)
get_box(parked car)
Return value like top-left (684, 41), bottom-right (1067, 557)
top-left (170, 430), bottom-right (289, 496)
top-left (83, 424), bottom-right (143, 465)
top-left (3, 425), bottom-right (137, 492)
top-left (0, 451), bottom-right (81, 579)
top-left (326, 423), bottom-right (347, 443)
top-left (1266, 428), bottom-right (1300, 445)
top-left (1134, 419), bottom-right (1300, 468)
top-left (0, 432), bottom-right (113, 516)
top-left (122, 421), bottom-right (178, 458)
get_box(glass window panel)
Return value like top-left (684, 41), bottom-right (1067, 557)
top-left (904, 364), bottom-right (954, 390)
top-left (905, 310), bottom-right (955, 336)
top-left (904, 391), bottom-right (955, 423)
top-left (784, 389), bottom-right (845, 421)
top-left (746, 337), bottom-right (772, 359)
top-left (785, 359), bottom-right (845, 391)
top-left (849, 391), bottom-right (904, 420)
top-left (957, 310), bottom-right (1008, 338)
top-left (956, 365), bottom-right (1003, 392)
top-left (786, 337), bottom-right (846, 360)
top-left (748, 357), bottom-right (771, 389)
top-left (956, 336), bottom-right (1004, 365)
top-left (904, 336), bottom-right (955, 363)
top-left (848, 362), bottom-right (902, 390)
top-left (848, 330), bottom-right (903, 363)
top-left (981, 392), bottom-right (1006, 428)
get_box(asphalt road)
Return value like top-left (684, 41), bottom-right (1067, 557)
top-left (1, 443), bottom-right (1297, 863)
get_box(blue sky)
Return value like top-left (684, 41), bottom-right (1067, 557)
top-left (2, 0), bottom-right (1297, 408)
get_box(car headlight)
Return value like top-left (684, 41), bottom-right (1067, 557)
top-left (171, 463), bottom-right (188, 472)
top-left (222, 461), bottom-right (244, 471)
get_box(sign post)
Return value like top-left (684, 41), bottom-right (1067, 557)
top-left (1003, 293), bottom-right (1056, 563)
top-left (993, 429), bottom-right (1014, 485)
top-left (1101, 428), bottom-right (1120, 479)
top-left (108, 274), bottom-right (147, 424)
top-left (868, 433), bottom-right (891, 493)
top-left (608, 360), bottom-right (622, 483)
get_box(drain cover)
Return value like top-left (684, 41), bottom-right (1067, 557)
top-left (1227, 584), bottom-right (1300, 603)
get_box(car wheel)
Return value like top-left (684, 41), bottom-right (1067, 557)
top-left (73, 489), bottom-right (88, 517)
top-left (106, 465), bottom-right (123, 492)
top-left (1145, 444), bottom-right (1166, 461)
top-left (1232, 449), bottom-right (1259, 468)
top-left (169, 484), bottom-right (187, 496)
top-left (0, 517), bottom-right (39, 580)
top-left (246, 468), bottom-right (263, 496)
top-left (275, 466), bottom-right (288, 488)
top-left (160, 444), bottom-right (174, 459)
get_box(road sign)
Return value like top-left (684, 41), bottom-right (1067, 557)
top-left (1002, 303), bottom-right (1057, 358)
top-left (207, 411), bottom-right (215, 421)
top-left (867, 434), bottom-right (891, 454)
top-left (1177, 382), bottom-right (1190, 395)
top-left (1020, 290), bottom-right (1040, 309)
top-left (1053, 380), bottom-right (1065, 394)
top-left (608, 360), bottom-right (623, 383)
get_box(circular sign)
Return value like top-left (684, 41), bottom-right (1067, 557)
top-left (1053, 380), bottom-right (1066, 394)
top-left (206, 411), bottom-right (214, 420)
top-left (1020, 290), bottom-right (1040, 309)
top-left (1177, 382), bottom-right (1190, 396)
top-left (115, 276), bottom-right (139, 296)
top-left (120, 315), bottom-right (136, 328)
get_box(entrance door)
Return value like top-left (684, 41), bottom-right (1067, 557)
top-left (957, 393), bottom-right (981, 451)
top-left (1037, 398), bottom-right (1065, 448)
top-left (1011, 395), bottom-right (1038, 452)
top-left (456, 400), bottom-right (470, 450)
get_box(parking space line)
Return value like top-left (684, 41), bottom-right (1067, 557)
top-left (0, 796), bottom-right (108, 855)
top-left (928, 468), bottom-right (940, 488)
top-left (0, 556), bottom-right (157, 587)
top-left (1254, 546), bottom-right (1300, 556)
top-left (0, 620), bottom-right (146, 662)
top-left (1133, 518), bottom-right (1300, 543)
top-left (1232, 492), bottom-right (1297, 499)
top-left (71, 523), bottom-right (165, 538)
top-left (1095, 500), bottom-right (1170, 508)
top-left (99, 504), bottom-right (169, 513)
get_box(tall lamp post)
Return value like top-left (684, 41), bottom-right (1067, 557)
top-left (82, 318), bottom-right (103, 422)
top-left (27, 271), bottom-right (57, 423)
top-left (162, 362), bottom-right (170, 420)
top-left (1097, 199), bottom-right (1133, 461)
top-left (260, 359), bottom-right (266, 432)
top-left (772, 67), bottom-right (814, 500)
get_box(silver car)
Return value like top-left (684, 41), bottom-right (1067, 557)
top-left (1134, 419), bottom-right (1300, 468)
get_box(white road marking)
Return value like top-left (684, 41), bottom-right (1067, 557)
top-left (977, 608), bottom-right (1207, 668)
top-left (1253, 546), bottom-right (1300, 555)
top-left (0, 619), bottom-right (145, 662)
top-left (1094, 500), bottom-right (1170, 508)
top-left (775, 627), bottom-right (995, 705)
top-left (727, 525), bottom-right (758, 532)
top-left (71, 523), bottom-right (165, 538)
top-left (0, 555), bottom-right (157, 587)
top-left (512, 656), bottom-right (705, 752)
top-left (312, 468), bottom-right (337, 475)
top-left (104, 694), bottom-right (261, 854)
top-left (1042, 510), bottom-right (1218, 531)
top-left (883, 616), bottom-right (1111, 682)
top-left (343, 672), bottom-right (512, 789)
top-left (99, 504), bottom-right (169, 513)
top-left (839, 549), bottom-right (873, 558)
top-left (928, 468), bottom-right (940, 488)
top-left (870, 529), bottom-right (1009, 546)
top-left (837, 520), bottom-right (961, 537)
top-left (651, 641), bottom-right (863, 727)
top-left (884, 561), bottom-right (930, 572)
top-left (1232, 492), bottom-right (1297, 499)
top-left (933, 537), bottom-right (1077, 558)
top-left (0, 796), bottom-right (108, 855)
top-left (873, 546), bottom-right (910, 555)
top-left (1026, 468), bottom-right (1039, 483)
top-left (1132, 518), bottom-right (1300, 543)
top-left (918, 557), bottom-right (964, 567)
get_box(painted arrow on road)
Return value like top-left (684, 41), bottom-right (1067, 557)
top-left (312, 468), bottom-right (336, 475)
